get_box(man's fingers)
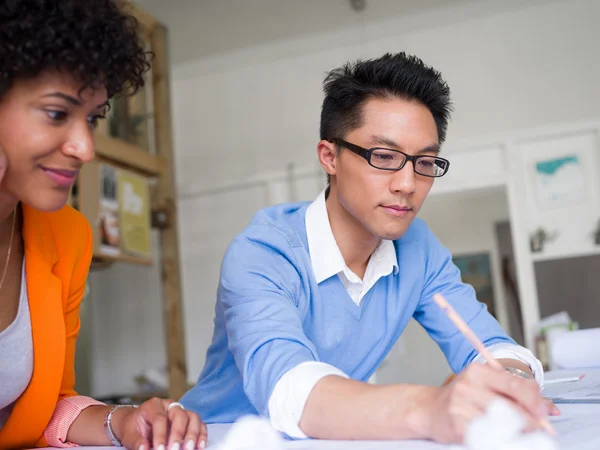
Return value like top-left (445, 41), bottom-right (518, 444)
top-left (452, 381), bottom-right (494, 415)
top-left (546, 398), bottom-right (561, 416)
top-left (464, 365), bottom-right (547, 421)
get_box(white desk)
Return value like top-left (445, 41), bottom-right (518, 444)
top-left (35, 370), bottom-right (600, 450)
top-left (205, 404), bottom-right (599, 450)
top-left (34, 404), bottom-right (599, 450)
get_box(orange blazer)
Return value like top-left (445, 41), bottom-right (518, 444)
top-left (0, 204), bottom-right (93, 449)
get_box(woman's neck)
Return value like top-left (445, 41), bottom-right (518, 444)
top-left (0, 191), bottom-right (20, 226)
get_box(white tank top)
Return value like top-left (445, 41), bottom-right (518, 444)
top-left (0, 261), bottom-right (34, 429)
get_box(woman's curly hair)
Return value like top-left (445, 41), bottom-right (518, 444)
top-left (0, 0), bottom-right (151, 99)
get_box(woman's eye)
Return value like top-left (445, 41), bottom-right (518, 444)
top-left (46, 110), bottom-right (68, 121)
top-left (88, 115), bottom-right (105, 128)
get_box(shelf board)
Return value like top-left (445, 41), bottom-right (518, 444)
top-left (531, 246), bottom-right (600, 263)
top-left (125, 1), bottom-right (158, 34)
top-left (91, 252), bottom-right (154, 269)
top-left (94, 134), bottom-right (164, 176)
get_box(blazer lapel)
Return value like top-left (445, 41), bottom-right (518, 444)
top-left (0, 205), bottom-right (65, 447)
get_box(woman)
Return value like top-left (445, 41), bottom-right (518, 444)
top-left (0, 1), bottom-right (207, 449)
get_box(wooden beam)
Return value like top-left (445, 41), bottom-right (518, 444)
top-left (125, 1), bottom-right (158, 34)
top-left (150, 23), bottom-right (189, 400)
top-left (95, 134), bottom-right (164, 176)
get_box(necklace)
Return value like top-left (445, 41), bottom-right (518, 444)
top-left (0, 207), bottom-right (16, 293)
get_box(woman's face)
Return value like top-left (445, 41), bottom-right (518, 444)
top-left (0, 70), bottom-right (107, 212)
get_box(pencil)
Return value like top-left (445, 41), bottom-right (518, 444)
top-left (544, 375), bottom-right (584, 385)
top-left (432, 293), bottom-right (557, 437)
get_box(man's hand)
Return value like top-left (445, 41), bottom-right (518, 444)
top-left (420, 363), bottom-right (551, 444)
top-left (497, 358), bottom-right (560, 417)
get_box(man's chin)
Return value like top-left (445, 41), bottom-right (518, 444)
top-left (373, 217), bottom-right (414, 241)
top-left (376, 227), bottom-right (409, 241)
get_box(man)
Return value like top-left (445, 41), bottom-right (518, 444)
top-left (181, 52), bottom-right (557, 444)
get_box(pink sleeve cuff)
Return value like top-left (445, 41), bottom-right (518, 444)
top-left (44, 396), bottom-right (106, 447)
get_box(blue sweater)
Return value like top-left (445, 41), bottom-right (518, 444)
top-left (180, 202), bottom-right (513, 423)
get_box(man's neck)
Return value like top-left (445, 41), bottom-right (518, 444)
top-left (325, 192), bottom-right (380, 280)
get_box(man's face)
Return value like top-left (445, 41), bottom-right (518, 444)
top-left (322, 97), bottom-right (440, 241)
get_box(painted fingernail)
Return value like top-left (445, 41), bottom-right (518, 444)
top-left (199, 440), bottom-right (206, 449)
top-left (138, 446), bottom-right (146, 450)
top-left (171, 443), bottom-right (180, 450)
top-left (157, 445), bottom-right (166, 450)
top-left (185, 440), bottom-right (196, 450)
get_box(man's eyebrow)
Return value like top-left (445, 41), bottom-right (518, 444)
top-left (416, 144), bottom-right (440, 155)
top-left (369, 135), bottom-right (440, 154)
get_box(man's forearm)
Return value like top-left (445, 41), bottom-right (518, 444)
top-left (299, 375), bottom-right (438, 440)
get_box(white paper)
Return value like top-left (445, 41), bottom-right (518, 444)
top-left (551, 404), bottom-right (600, 450)
top-left (543, 369), bottom-right (600, 403)
top-left (549, 328), bottom-right (600, 369)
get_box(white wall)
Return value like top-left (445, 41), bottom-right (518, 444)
top-left (86, 232), bottom-right (167, 398)
top-left (171, 0), bottom-right (600, 195)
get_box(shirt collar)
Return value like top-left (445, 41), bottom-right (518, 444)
top-left (305, 189), bottom-right (398, 284)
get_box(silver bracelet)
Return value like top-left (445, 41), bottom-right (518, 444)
top-left (505, 366), bottom-right (533, 380)
top-left (104, 405), bottom-right (137, 447)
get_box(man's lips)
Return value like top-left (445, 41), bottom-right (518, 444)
top-left (382, 204), bottom-right (411, 211)
top-left (381, 204), bottom-right (412, 217)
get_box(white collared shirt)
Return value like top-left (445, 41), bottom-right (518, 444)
top-left (267, 190), bottom-right (543, 438)
top-left (305, 190), bottom-right (399, 305)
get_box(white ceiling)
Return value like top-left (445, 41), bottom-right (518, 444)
top-left (135, 0), bottom-right (475, 64)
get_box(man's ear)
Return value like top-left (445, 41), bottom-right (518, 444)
top-left (317, 140), bottom-right (338, 178)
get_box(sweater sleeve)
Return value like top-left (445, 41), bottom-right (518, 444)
top-left (40, 216), bottom-right (96, 447)
top-left (414, 224), bottom-right (516, 373)
top-left (219, 224), bottom-right (321, 418)
top-left (43, 396), bottom-right (105, 447)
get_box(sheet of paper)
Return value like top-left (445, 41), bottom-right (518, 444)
top-left (543, 369), bottom-right (600, 403)
top-left (551, 404), bottom-right (600, 450)
top-left (549, 328), bottom-right (600, 369)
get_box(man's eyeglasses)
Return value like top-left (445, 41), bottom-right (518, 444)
top-left (330, 138), bottom-right (450, 178)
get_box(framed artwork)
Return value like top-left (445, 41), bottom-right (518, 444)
top-left (533, 154), bottom-right (587, 210)
top-left (453, 252), bottom-right (496, 318)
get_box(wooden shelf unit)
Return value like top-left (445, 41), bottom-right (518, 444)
top-left (75, 1), bottom-right (188, 400)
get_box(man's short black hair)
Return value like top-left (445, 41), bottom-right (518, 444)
top-left (0, 0), bottom-right (151, 99)
top-left (320, 52), bottom-right (453, 185)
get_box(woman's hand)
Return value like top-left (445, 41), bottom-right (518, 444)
top-left (112, 398), bottom-right (207, 450)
